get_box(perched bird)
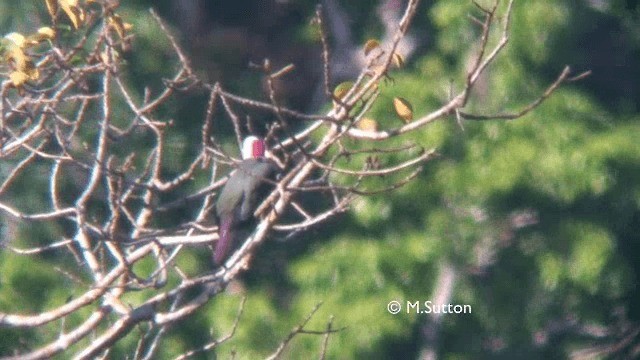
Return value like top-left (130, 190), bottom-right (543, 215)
top-left (214, 136), bottom-right (279, 264)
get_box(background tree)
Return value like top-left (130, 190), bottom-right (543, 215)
top-left (0, 0), bottom-right (638, 359)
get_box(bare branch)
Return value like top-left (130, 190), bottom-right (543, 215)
top-left (460, 66), bottom-right (587, 120)
top-left (266, 303), bottom-right (344, 360)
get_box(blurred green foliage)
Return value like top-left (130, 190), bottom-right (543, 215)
top-left (1, 0), bottom-right (638, 359)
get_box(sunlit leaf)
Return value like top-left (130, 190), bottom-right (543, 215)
top-left (29, 27), bottom-right (56, 43)
top-left (393, 97), bottom-right (413, 123)
top-left (99, 47), bottom-right (123, 66)
top-left (59, 0), bottom-right (85, 29)
top-left (9, 71), bottom-right (29, 88)
top-left (364, 39), bottom-right (380, 56)
top-left (36, 27), bottom-right (56, 41)
top-left (5, 33), bottom-right (27, 48)
top-left (392, 52), bottom-right (404, 68)
top-left (333, 81), bottom-right (354, 100)
top-left (357, 117), bottom-right (379, 131)
top-left (5, 46), bottom-right (30, 71)
top-left (45, 0), bottom-right (58, 18)
top-left (4, 39), bottom-right (40, 83)
top-left (108, 14), bottom-right (129, 39)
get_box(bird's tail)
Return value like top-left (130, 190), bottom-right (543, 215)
top-left (215, 217), bottom-right (234, 264)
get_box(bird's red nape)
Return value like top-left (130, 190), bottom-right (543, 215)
top-left (241, 136), bottom-right (265, 159)
top-left (252, 138), bottom-right (265, 158)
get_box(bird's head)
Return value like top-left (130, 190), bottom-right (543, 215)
top-left (241, 136), bottom-right (265, 159)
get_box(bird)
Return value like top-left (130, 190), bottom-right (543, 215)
top-left (214, 136), bottom-right (279, 264)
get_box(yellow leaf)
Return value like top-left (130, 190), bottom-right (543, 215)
top-left (357, 117), bottom-right (379, 131)
top-left (5, 33), bottom-right (27, 48)
top-left (99, 50), bottom-right (109, 64)
top-left (393, 97), bottom-right (413, 123)
top-left (37, 27), bottom-right (56, 40)
top-left (29, 27), bottom-right (57, 43)
top-left (5, 46), bottom-right (29, 71)
top-left (363, 39), bottom-right (380, 56)
top-left (99, 49), bottom-right (120, 64)
top-left (9, 71), bottom-right (29, 88)
top-left (108, 14), bottom-right (128, 39)
top-left (59, 0), bottom-right (84, 29)
top-left (392, 52), bottom-right (404, 68)
top-left (45, 0), bottom-right (58, 18)
top-left (4, 44), bottom-right (39, 80)
top-left (333, 81), bottom-right (354, 100)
